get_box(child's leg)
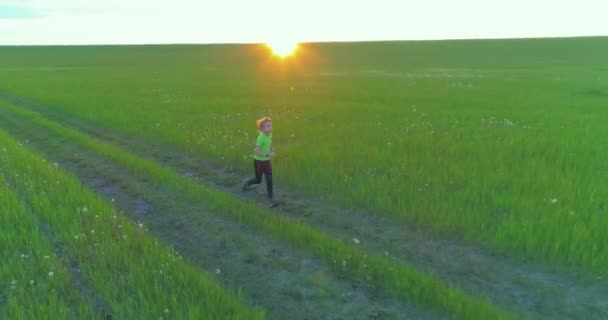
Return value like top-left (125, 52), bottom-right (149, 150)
top-left (246, 160), bottom-right (264, 186)
top-left (263, 161), bottom-right (273, 199)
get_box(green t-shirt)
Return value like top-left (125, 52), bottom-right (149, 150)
top-left (255, 133), bottom-right (272, 161)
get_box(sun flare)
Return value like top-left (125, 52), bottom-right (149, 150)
top-left (266, 41), bottom-right (299, 58)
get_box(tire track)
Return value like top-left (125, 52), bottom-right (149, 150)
top-left (1, 91), bottom-right (607, 319)
top-left (0, 99), bottom-right (441, 320)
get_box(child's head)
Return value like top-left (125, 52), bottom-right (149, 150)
top-left (256, 116), bottom-right (272, 134)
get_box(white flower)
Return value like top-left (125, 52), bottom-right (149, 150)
top-left (82, 207), bottom-right (88, 213)
top-left (352, 238), bottom-right (360, 244)
top-left (30, 280), bottom-right (35, 285)
top-left (48, 271), bottom-right (54, 277)
top-left (216, 268), bottom-right (221, 275)
top-left (164, 308), bottom-right (169, 314)
top-left (550, 198), bottom-right (558, 204)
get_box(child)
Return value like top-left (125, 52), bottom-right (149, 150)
top-left (241, 116), bottom-right (278, 207)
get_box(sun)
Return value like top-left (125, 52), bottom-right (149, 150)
top-left (266, 41), bottom-right (299, 58)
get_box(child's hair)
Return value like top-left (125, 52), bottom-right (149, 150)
top-left (256, 116), bottom-right (272, 131)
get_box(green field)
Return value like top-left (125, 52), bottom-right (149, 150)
top-left (0, 37), bottom-right (607, 319)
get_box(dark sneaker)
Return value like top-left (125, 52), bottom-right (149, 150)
top-left (241, 179), bottom-right (250, 192)
top-left (268, 198), bottom-right (278, 208)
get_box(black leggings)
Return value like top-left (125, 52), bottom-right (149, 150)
top-left (246, 160), bottom-right (273, 198)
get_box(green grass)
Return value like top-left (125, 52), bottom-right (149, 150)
top-left (0, 127), bottom-right (265, 319)
top-left (0, 175), bottom-right (97, 320)
top-left (0, 98), bottom-right (514, 319)
top-left (0, 38), bottom-right (607, 275)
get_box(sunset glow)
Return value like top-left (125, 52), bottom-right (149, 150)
top-left (266, 41), bottom-right (299, 58)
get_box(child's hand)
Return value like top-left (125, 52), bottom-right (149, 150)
top-left (269, 152), bottom-right (275, 158)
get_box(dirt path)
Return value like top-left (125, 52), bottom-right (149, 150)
top-left (0, 101), bottom-right (440, 320)
top-left (2, 92), bottom-right (608, 319)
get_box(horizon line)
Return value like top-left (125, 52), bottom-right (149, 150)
top-left (1, 34), bottom-right (606, 47)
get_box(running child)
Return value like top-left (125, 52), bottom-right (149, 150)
top-left (241, 116), bottom-right (278, 207)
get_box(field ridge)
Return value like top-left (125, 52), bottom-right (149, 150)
top-left (0, 95), bottom-right (514, 319)
top-left (1, 92), bottom-right (608, 319)
top-left (0, 101), bottom-right (434, 319)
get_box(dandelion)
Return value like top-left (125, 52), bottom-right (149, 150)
top-left (352, 238), bottom-right (360, 244)
top-left (48, 271), bottom-right (54, 277)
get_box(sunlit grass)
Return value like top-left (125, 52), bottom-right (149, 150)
top-left (0, 127), bottom-right (265, 319)
top-left (0, 99), bottom-right (514, 319)
top-left (0, 39), bottom-right (605, 275)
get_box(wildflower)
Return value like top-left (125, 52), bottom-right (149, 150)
top-left (48, 271), bottom-right (54, 277)
top-left (138, 222), bottom-right (144, 228)
top-left (216, 268), bottom-right (221, 275)
top-left (352, 238), bottom-right (360, 244)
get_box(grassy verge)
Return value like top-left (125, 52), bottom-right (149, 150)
top-left (0, 127), bottom-right (265, 319)
top-left (0, 176), bottom-right (97, 320)
top-left (0, 100), bottom-right (514, 319)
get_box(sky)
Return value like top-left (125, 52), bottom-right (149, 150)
top-left (0, 0), bottom-right (607, 45)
